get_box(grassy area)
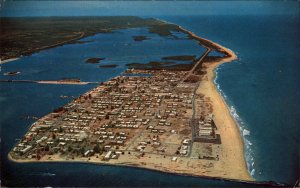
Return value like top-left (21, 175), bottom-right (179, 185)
top-left (162, 55), bottom-right (196, 61)
top-left (85, 57), bottom-right (105, 64)
top-left (132, 35), bottom-right (149, 41)
top-left (99, 64), bottom-right (118, 68)
top-left (202, 56), bottom-right (223, 63)
top-left (148, 23), bottom-right (180, 36)
top-left (126, 61), bottom-right (194, 71)
top-left (0, 16), bottom-right (174, 60)
top-left (126, 61), bottom-right (176, 68)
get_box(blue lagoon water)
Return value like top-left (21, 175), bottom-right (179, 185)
top-left (1, 13), bottom-right (299, 187)
top-left (0, 27), bottom-right (202, 82)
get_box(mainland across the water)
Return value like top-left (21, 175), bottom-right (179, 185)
top-left (5, 17), bottom-right (252, 182)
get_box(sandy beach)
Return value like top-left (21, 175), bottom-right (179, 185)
top-left (0, 58), bottom-right (20, 65)
top-left (9, 148), bottom-right (252, 182)
top-left (178, 26), bottom-right (251, 180)
top-left (196, 48), bottom-right (252, 180)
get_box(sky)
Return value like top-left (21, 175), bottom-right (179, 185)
top-left (0, 1), bottom-right (299, 17)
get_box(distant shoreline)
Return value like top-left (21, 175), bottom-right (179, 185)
top-left (1, 32), bottom-right (85, 63)
top-left (7, 154), bottom-right (280, 187)
top-left (0, 16), bottom-right (179, 61)
top-left (0, 58), bottom-right (20, 65)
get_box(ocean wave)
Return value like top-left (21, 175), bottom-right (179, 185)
top-left (31, 172), bottom-right (56, 176)
top-left (214, 71), bottom-right (256, 177)
top-left (244, 138), bottom-right (252, 146)
top-left (229, 105), bottom-right (255, 176)
top-left (42, 173), bottom-right (56, 176)
top-left (243, 129), bottom-right (250, 136)
top-left (214, 80), bottom-right (229, 100)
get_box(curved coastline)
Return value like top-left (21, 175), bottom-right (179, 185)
top-left (8, 154), bottom-right (282, 187)
top-left (8, 23), bottom-right (252, 182)
top-left (0, 58), bottom-right (20, 65)
top-left (177, 25), bottom-right (252, 180)
top-left (213, 70), bottom-right (256, 177)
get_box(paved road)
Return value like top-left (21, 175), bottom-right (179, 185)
top-left (185, 46), bottom-right (212, 157)
top-left (182, 47), bottom-right (211, 82)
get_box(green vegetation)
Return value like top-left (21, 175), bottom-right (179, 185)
top-left (162, 55), bottom-right (196, 61)
top-left (162, 64), bottom-right (194, 71)
top-left (99, 64), bottom-right (118, 68)
top-left (85, 57), bottom-right (105, 64)
top-left (126, 61), bottom-right (176, 68)
top-left (202, 56), bottom-right (223, 63)
top-left (132, 35), bottom-right (148, 41)
top-left (126, 61), bottom-right (194, 71)
top-left (0, 16), bottom-right (169, 60)
top-left (69, 40), bottom-right (94, 45)
top-left (148, 23), bottom-right (180, 37)
top-left (126, 55), bottom-right (199, 71)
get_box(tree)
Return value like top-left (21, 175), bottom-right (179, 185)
top-left (68, 146), bottom-right (73, 152)
top-left (80, 147), bottom-right (85, 155)
top-left (45, 144), bottom-right (50, 151)
top-left (52, 133), bottom-right (56, 139)
top-left (93, 144), bottom-right (101, 153)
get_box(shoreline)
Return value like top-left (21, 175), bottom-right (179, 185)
top-left (1, 32), bottom-right (85, 62)
top-left (7, 23), bottom-right (252, 182)
top-left (0, 58), bottom-right (20, 65)
top-left (8, 153), bottom-right (280, 186)
top-left (178, 26), bottom-right (252, 180)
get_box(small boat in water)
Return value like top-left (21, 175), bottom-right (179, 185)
top-left (3, 71), bottom-right (20, 76)
top-left (60, 95), bottom-right (69, 99)
top-left (21, 116), bottom-right (39, 120)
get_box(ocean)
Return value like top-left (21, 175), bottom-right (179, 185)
top-left (1, 4), bottom-right (299, 187)
top-left (159, 15), bottom-right (300, 185)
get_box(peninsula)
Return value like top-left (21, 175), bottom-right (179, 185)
top-left (7, 17), bottom-right (252, 182)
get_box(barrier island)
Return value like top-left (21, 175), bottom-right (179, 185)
top-left (6, 17), bottom-right (252, 182)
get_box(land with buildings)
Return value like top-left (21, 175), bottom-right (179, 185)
top-left (7, 17), bottom-right (252, 181)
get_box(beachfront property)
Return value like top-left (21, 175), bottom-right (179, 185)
top-left (10, 68), bottom-right (221, 162)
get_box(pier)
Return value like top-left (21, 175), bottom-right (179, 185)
top-left (0, 79), bottom-right (99, 85)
